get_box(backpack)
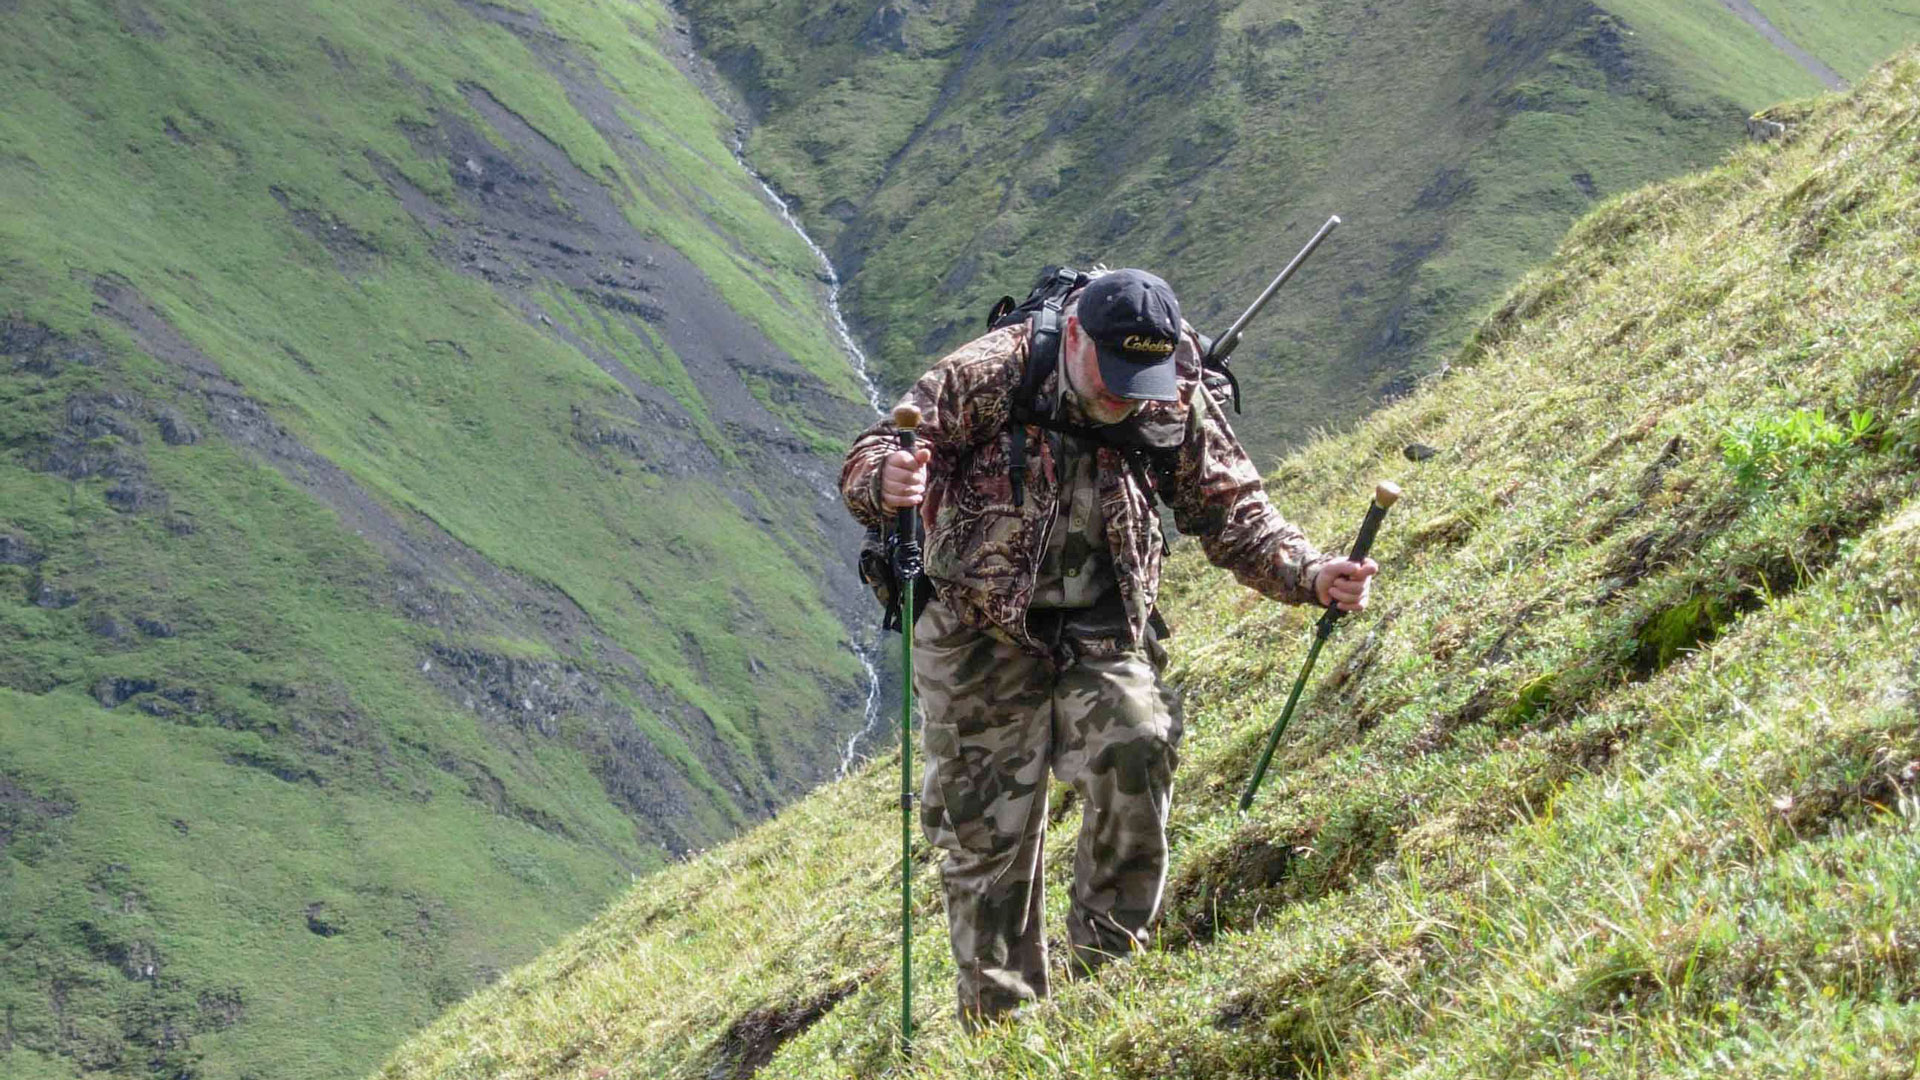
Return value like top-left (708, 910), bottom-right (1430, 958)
top-left (984, 265), bottom-right (1241, 507)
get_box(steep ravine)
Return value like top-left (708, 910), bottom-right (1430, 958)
top-left (723, 116), bottom-right (891, 775)
top-left (662, 3), bottom-right (894, 774)
top-left (733, 158), bottom-right (891, 776)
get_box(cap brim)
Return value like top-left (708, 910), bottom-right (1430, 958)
top-left (1093, 340), bottom-right (1180, 402)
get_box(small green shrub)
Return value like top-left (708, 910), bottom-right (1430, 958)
top-left (1719, 408), bottom-right (1874, 492)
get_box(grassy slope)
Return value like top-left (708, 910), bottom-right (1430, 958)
top-left (0, 1), bottom-right (868, 1077)
top-left (1742, 0), bottom-right (1920, 82)
top-left (681, 0), bottom-right (1914, 460)
top-left (377, 49), bottom-right (1920, 1079)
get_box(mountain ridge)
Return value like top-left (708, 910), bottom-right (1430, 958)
top-left (682, 0), bottom-right (1915, 459)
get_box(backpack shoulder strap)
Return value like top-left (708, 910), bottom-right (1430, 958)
top-left (1012, 303), bottom-right (1064, 421)
top-left (982, 265), bottom-right (1088, 508)
top-left (1004, 278), bottom-right (1078, 508)
top-left (1005, 307), bottom-right (1059, 509)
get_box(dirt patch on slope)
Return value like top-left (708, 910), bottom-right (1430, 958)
top-left (707, 976), bottom-right (866, 1079)
top-left (269, 184), bottom-right (386, 274)
top-left (0, 771), bottom-right (76, 862)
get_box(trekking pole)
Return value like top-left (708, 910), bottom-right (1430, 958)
top-left (1239, 481), bottom-right (1400, 811)
top-left (890, 403), bottom-right (923, 1054)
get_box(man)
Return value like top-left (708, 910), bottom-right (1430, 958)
top-left (840, 268), bottom-right (1377, 1027)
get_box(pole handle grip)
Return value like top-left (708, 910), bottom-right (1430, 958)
top-left (1346, 481), bottom-right (1400, 564)
top-left (892, 405), bottom-right (922, 542)
top-left (1316, 481), bottom-right (1398, 636)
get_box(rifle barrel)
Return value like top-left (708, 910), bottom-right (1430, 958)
top-left (1210, 215), bottom-right (1341, 363)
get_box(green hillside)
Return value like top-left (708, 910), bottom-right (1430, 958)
top-left (682, 0), bottom-right (1917, 458)
top-left (0, 1), bottom-right (874, 1076)
top-left (377, 48), bottom-right (1920, 1079)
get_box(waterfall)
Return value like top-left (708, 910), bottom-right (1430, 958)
top-left (839, 645), bottom-right (888, 777)
top-left (725, 135), bottom-right (890, 776)
top-left (734, 139), bottom-right (883, 415)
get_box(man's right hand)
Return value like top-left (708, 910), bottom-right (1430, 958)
top-left (881, 446), bottom-right (932, 509)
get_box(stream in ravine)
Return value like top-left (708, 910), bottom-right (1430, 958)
top-left (727, 141), bottom-right (892, 778)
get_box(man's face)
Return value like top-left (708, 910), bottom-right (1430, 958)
top-left (1062, 316), bottom-right (1145, 424)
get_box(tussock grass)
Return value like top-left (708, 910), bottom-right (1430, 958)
top-left (380, 50), bottom-right (1920, 1079)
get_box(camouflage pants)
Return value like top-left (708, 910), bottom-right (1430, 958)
top-left (914, 599), bottom-right (1184, 1028)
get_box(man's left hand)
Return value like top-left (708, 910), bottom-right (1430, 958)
top-left (1315, 558), bottom-right (1379, 612)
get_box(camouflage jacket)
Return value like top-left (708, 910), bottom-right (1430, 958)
top-left (842, 320), bottom-right (1330, 658)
